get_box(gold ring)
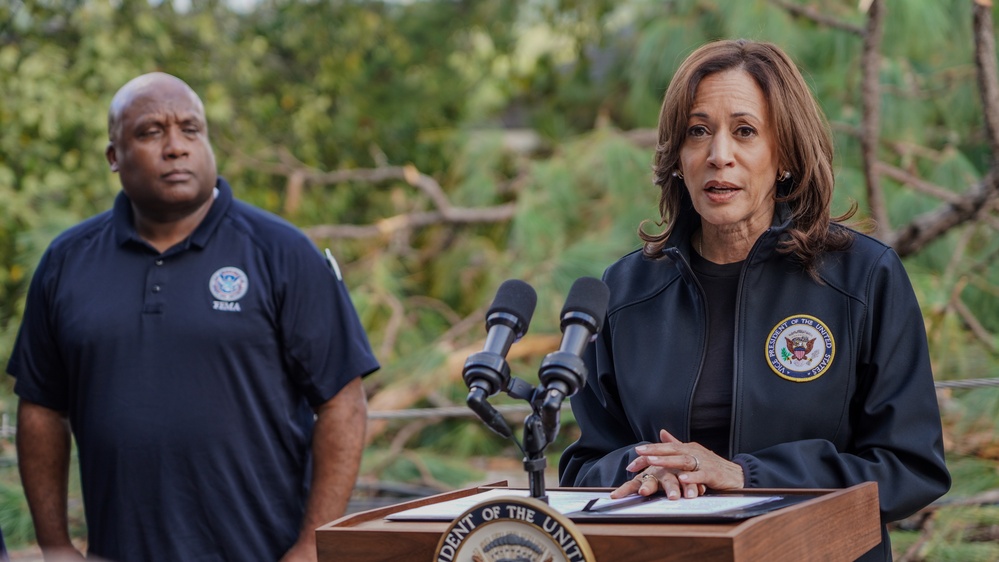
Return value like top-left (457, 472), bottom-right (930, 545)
top-left (641, 473), bottom-right (656, 481)
top-left (692, 456), bottom-right (700, 472)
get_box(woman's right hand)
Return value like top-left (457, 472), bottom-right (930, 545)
top-left (610, 429), bottom-right (745, 500)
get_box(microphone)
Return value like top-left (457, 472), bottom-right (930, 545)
top-left (463, 279), bottom-right (538, 438)
top-left (538, 276), bottom-right (610, 441)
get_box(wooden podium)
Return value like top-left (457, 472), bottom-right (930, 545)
top-left (317, 481), bottom-right (881, 561)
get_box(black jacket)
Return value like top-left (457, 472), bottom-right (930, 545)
top-left (559, 215), bottom-right (950, 560)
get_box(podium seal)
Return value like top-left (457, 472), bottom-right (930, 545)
top-left (434, 495), bottom-right (594, 562)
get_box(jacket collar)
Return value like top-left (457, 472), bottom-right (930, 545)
top-left (663, 194), bottom-right (793, 264)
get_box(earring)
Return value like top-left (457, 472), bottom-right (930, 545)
top-left (672, 170), bottom-right (684, 179)
top-left (778, 170), bottom-right (791, 181)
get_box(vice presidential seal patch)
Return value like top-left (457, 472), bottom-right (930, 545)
top-left (766, 314), bottom-right (835, 382)
top-left (434, 495), bottom-right (593, 562)
top-left (209, 267), bottom-right (249, 312)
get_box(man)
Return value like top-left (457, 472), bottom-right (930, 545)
top-left (7, 73), bottom-right (379, 561)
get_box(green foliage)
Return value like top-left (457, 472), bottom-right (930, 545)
top-left (0, 452), bottom-right (85, 549)
top-left (0, 465), bottom-right (34, 548)
top-left (2, 0), bottom-right (998, 554)
top-left (920, 506), bottom-right (999, 562)
top-left (945, 455), bottom-right (999, 497)
top-left (362, 446), bottom-right (486, 489)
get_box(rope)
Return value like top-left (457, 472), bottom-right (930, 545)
top-left (368, 404), bottom-right (535, 420)
top-left (0, 379), bottom-right (994, 432)
top-left (933, 377), bottom-right (999, 389)
top-left (365, 378), bottom-right (999, 420)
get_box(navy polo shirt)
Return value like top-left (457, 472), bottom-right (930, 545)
top-left (8, 177), bottom-right (379, 561)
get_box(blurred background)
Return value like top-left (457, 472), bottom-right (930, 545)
top-left (1, 0), bottom-right (998, 559)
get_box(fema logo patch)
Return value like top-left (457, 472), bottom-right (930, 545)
top-left (765, 315), bottom-right (835, 382)
top-left (209, 267), bottom-right (248, 312)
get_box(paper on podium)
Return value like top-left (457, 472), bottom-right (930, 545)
top-left (385, 489), bottom-right (598, 521)
top-left (385, 488), bottom-right (804, 523)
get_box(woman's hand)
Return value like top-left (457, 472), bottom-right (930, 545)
top-left (610, 429), bottom-right (745, 500)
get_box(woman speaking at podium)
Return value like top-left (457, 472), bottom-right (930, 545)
top-left (558, 39), bottom-right (950, 561)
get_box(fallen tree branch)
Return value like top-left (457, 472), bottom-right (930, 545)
top-left (926, 488), bottom-right (999, 509)
top-left (893, 488), bottom-right (999, 561)
top-left (860, 0), bottom-right (890, 238)
top-left (896, 511), bottom-right (936, 562)
top-left (302, 204), bottom-right (518, 241)
top-left (769, 0), bottom-right (864, 35)
top-left (887, 170), bottom-right (999, 256)
top-left (974, 0), bottom-right (999, 162)
top-left (365, 332), bottom-right (562, 443)
top-left (883, 0), bottom-right (999, 256)
top-left (953, 297), bottom-right (999, 353)
top-left (226, 146), bottom-right (520, 240)
top-left (874, 162), bottom-right (965, 204)
top-left (951, 274), bottom-right (999, 353)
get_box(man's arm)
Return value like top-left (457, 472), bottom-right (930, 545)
top-left (281, 377), bottom-right (367, 562)
top-left (16, 399), bottom-right (84, 561)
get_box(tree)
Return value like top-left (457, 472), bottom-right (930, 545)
top-left (1, 0), bottom-right (997, 554)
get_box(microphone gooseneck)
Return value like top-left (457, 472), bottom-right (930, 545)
top-left (463, 279), bottom-right (537, 438)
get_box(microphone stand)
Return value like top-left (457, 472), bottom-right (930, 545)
top-left (472, 355), bottom-right (585, 503)
top-left (522, 390), bottom-right (550, 502)
top-left (465, 277), bottom-right (606, 505)
top-left (499, 378), bottom-right (554, 503)
top-left (523, 350), bottom-right (587, 503)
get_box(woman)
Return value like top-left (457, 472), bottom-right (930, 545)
top-left (558, 39), bottom-right (950, 560)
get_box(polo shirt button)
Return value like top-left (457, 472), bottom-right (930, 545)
top-left (152, 285), bottom-right (161, 293)
top-left (155, 259), bottom-right (164, 266)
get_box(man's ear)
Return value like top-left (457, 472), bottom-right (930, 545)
top-left (106, 142), bottom-right (119, 173)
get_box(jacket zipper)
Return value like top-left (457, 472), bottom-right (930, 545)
top-left (667, 227), bottom-right (774, 457)
top-left (728, 228), bottom-right (773, 457)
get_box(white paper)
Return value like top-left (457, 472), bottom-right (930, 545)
top-left (601, 494), bottom-right (780, 515)
top-left (385, 489), bottom-right (782, 521)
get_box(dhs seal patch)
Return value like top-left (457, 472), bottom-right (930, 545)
top-left (434, 495), bottom-right (593, 562)
top-left (209, 267), bottom-right (248, 312)
top-left (766, 315), bottom-right (835, 382)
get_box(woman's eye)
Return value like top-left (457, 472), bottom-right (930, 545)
top-left (688, 125), bottom-right (708, 137)
top-left (735, 126), bottom-right (757, 137)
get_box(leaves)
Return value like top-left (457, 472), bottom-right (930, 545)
top-left (1, 4), bottom-right (998, 551)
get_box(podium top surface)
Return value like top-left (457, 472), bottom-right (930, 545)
top-left (383, 487), bottom-right (821, 524)
top-left (317, 482), bottom-right (882, 562)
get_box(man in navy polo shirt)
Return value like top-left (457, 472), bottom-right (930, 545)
top-left (8, 72), bottom-right (379, 561)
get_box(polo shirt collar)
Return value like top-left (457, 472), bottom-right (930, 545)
top-left (112, 176), bottom-right (233, 252)
top-left (189, 176), bottom-right (232, 249)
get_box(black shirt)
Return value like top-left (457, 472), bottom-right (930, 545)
top-left (689, 250), bottom-right (743, 457)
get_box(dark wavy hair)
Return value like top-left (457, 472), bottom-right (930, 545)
top-left (640, 39), bottom-right (855, 278)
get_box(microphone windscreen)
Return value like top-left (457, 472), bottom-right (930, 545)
top-left (489, 279), bottom-right (538, 329)
top-left (561, 277), bottom-right (610, 326)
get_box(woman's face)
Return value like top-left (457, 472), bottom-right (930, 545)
top-left (679, 68), bottom-right (779, 237)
